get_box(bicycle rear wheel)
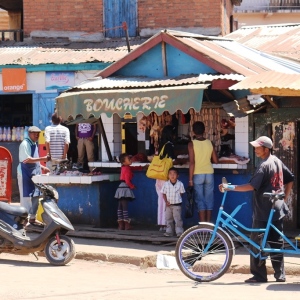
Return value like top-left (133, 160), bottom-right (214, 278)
top-left (175, 224), bottom-right (233, 282)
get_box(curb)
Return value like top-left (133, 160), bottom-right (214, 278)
top-left (71, 251), bottom-right (300, 276)
top-left (74, 251), bottom-right (157, 268)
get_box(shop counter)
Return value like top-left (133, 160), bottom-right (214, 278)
top-left (32, 174), bottom-right (120, 227)
top-left (88, 161), bottom-right (248, 170)
top-left (32, 174), bottom-right (119, 184)
top-left (32, 163), bottom-right (253, 228)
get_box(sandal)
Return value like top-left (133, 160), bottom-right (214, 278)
top-left (244, 277), bottom-right (267, 283)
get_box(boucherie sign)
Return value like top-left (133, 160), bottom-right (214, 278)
top-left (57, 86), bottom-right (205, 118)
top-left (2, 68), bottom-right (27, 92)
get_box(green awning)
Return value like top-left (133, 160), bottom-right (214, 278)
top-left (56, 85), bottom-right (208, 119)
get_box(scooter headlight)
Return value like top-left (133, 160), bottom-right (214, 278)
top-left (52, 189), bottom-right (59, 200)
top-left (45, 185), bottom-right (59, 200)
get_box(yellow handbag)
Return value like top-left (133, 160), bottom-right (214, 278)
top-left (146, 144), bottom-right (173, 181)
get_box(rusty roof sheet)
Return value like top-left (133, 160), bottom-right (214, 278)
top-left (0, 39), bottom-right (145, 65)
top-left (229, 70), bottom-right (300, 91)
top-left (69, 74), bottom-right (202, 90)
top-left (170, 34), bottom-right (300, 74)
top-left (225, 24), bottom-right (300, 63)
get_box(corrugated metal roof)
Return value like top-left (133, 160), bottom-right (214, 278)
top-left (98, 30), bottom-right (300, 79)
top-left (229, 71), bottom-right (300, 93)
top-left (198, 74), bottom-right (245, 82)
top-left (69, 75), bottom-right (201, 90)
top-left (0, 39), bottom-right (145, 65)
top-left (174, 34), bottom-right (300, 74)
top-left (225, 24), bottom-right (300, 63)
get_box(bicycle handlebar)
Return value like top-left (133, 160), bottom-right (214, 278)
top-left (263, 192), bottom-right (285, 200)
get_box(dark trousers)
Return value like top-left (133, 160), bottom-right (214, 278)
top-left (250, 219), bottom-right (285, 281)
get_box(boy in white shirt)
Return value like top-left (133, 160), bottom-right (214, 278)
top-left (161, 167), bottom-right (185, 237)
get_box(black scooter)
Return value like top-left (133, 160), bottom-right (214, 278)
top-left (0, 184), bottom-right (76, 265)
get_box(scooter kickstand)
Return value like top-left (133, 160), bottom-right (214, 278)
top-left (32, 252), bottom-right (39, 261)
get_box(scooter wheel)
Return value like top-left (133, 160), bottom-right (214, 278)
top-left (44, 235), bottom-right (75, 266)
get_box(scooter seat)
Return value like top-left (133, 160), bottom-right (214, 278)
top-left (0, 202), bottom-right (28, 217)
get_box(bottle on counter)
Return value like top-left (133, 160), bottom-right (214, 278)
top-left (20, 127), bottom-right (24, 141)
top-left (11, 127), bottom-right (16, 141)
top-left (3, 127), bottom-right (7, 141)
top-left (16, 127), bottom-right (20, 141)
top-left (7, 127), bottom-right (11, 141)
top-left (24, 126), bottom-right (29, 139)
top-left (0, 127), bottom-right (2, 141)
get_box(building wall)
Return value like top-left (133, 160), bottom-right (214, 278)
top-left (234, 12), bottom-right (300, 28)
top-left (21, 0), bottom-right (234, 39)
top-left (138, 0), bottom-right (232, 37)
top-left (23, 0), bottom-right (104, 38)
top-left (0, 9), bottom-right (9, 30)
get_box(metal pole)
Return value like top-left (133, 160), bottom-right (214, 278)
top-left (122, 22), bottom-right (131, 52)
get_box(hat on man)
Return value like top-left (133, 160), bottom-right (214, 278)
top-left (28, 126), bottom-right (41, 133)
top-left (250, 136), bottom-right (273, 149)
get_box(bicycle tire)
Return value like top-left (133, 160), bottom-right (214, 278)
top-left (175, 224), bottom-right (233, 282)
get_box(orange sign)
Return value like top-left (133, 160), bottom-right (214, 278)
top-left (2, 68), bottom-right (27, 92)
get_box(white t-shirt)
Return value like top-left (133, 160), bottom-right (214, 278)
top-left (45, 124), bottom-right (70, 159)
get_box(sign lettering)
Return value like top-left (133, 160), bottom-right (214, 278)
top-left (84, 95), bottom-right (168, 113)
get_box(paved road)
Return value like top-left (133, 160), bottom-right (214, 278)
top-left (0, 253), bottom-right (300, 300)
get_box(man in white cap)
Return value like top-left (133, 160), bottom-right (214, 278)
top-left (17, 126), bottom-right (50, 226)
top-left (219, 135), bottom-right (294, 283)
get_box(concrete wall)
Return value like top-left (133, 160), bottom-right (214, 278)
top-left (234, 12), bottom-right (300, 28)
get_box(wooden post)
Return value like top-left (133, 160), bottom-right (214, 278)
top-left (97, 116), bottom-right (113, 161)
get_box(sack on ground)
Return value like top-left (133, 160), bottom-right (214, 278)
top-left (146, 144), bottom-right (173, 181)
top-left (185, 186), bottom-right (194, 218)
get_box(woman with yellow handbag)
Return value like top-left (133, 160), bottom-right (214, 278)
top-left (155, 125), bottom-right (176, 232)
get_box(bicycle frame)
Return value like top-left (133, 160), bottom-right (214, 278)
top-left (204, 191), bottom-right (300, 259)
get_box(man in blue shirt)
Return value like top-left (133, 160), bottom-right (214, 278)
top-left (17, 126), bottom-right (50, 225)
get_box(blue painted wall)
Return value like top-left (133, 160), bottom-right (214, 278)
top-left (115, 44), bottom-right (217, 78)
top-left (129, 170), bottom-right (253, 229)
top-left (52, 170), bottom-right (253, 229)
top-left (32, 93), bottom-right (57, 130)
top-left (166, 44), bottom-right (217, 77)
top-left (54, 183), bottom-right (101, 227)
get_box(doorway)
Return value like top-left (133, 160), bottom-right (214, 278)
top-left (123, 122), bottom-right (138, 155)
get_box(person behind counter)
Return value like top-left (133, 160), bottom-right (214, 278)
top-left (17, 126), bottom-right (50, 226)
top-left (45, 113), bottom-right (70, 172)
top-left (75, 122), bottom-right (97, 171)
top-left (156, 125), bottom-right (176, 232)
top-left (188, 121), bottom-right (219, 222)
top-left (114, 153), bottom-right (142, 230)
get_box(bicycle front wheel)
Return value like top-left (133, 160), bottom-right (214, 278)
top-left (175, 224), bottom-right (234, 282)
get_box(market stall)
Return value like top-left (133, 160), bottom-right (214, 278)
top-left (39, 30), bottom-right (265, 228)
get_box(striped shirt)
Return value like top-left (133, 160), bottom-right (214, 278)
top-left (161, 180), bottom-right (185, 205)
top-left (45, 124), bottom-right (70, 159)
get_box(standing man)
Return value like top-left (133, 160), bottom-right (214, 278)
top-left (220, 136), bottom-right (294, 283)
top-left (17, 126), bottom-right (50, 225)
top-left (75, 122), bottom-right (96, 170)
top-left (45, 113), bottom-right (70, 171)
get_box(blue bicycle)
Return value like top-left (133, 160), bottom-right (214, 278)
top-left (175, 181), bottom-right (300, 282)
